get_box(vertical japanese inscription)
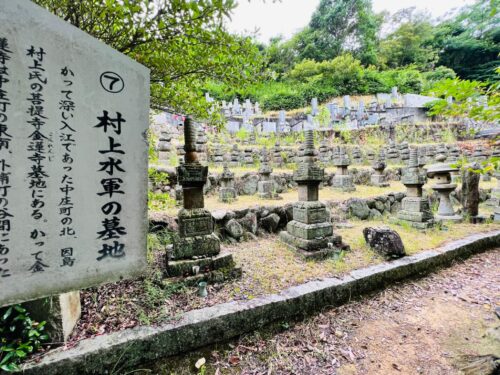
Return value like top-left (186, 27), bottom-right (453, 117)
top-left (95, 111), bottom-right (127, 260)
top-left (59, 67), bottom-right (77, 267)
top-left (26, 45), bottom-right (50, 273)
top-left (0, 38), bottom-right (12, 278)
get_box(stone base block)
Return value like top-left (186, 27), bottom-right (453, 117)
top-left (435, 214), bottom-right (463, 223)
top-left (293, 201), bottom-right (328, 224)
top-left (279, 230), bottom-right (347, 256)
top-left (401, 197), bottom-right (431, 212)
top-left (397, 209), bottom-right (433, 223)
top-left (331, 175), bottom-right (356, 192)
top-left (178, 208), bottom-right (214, 237)
top-left (258, 192), bottom-right (282, 200)
top-left (172, 233), bottom-right (220, 259)
top-left (371, 174), bottom-right (389, 187)
top-left (166, 252), bottom-right (235, 278)
top-left (23, 291), bottom-right (81, 343)
top-left (286, 220), bottom-right (333, 240)
top-left (219, 188), bottom-right (237, 203)
top-left (392, 215), bottom-right (434, 229)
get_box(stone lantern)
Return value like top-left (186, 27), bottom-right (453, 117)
top-left (427, 155), bottom-right (462, 222)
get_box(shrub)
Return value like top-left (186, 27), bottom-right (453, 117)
top-left (0, 305), bottom-right (48, 372)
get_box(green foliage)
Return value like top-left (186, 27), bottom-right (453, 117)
top-left (379, 11), bottom-right (438, 70)
top-left (432, 0), bottom-right (500, 82)
top-left (425, 77), bottom-right (499, 121)
top-left (147, 191), bottom-right (175, 211)
top-left (235, 127), bottom-right (249, 141)
top-left (148, 130), bottom-right (158, 164)
top-left (295, 0), bottom-right (381, 65)
top-left (148, 168), bottom-right (169, 186)
top-left (34, 0), bottom-right (264, 123)
top-left (0, 305), bottom-right (49, 372)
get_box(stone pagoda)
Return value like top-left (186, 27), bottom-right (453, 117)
top-left (397, 149), bottom-right (434, 229)
top-left (157, 130), bottom-right (172, 161)
top-left (229, 144), bottom-right (240, 167)
top-left (386, 142), bottom-right (399, 163)
top-left (351, 146), bottom-right (363, 164)
top-left (210, 134), bottom-right (224, 165)
top-left (273, 141), bottom-right (284, 167)
top-left (427, 154), bottom-right (462, 222)
top-left (371, 149), bottom-right (389, 187)
top-left (331, 146), bottom-right (355, 192)
top-left (167, 118), bottom-right (236, 279)
top-left (219, 157), bottom-right (237, 203)
top-left (319, 140), bottom-right (331, 163)
top-left (257, 147), bottom-right (280, 199)
top-left (280, 130), bottom-right (345, 259)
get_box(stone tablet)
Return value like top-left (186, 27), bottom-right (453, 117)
top-left (0, 0), bottom-right (149, 306)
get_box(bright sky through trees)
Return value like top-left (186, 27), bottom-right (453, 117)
top-left (228, 0), bottom-right (477, 42)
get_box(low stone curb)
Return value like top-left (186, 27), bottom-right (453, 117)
top-left (22, 230), bottom-right (500, 374)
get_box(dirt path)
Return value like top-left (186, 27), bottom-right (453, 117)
top-left (141, 249), bottom-right (500, 375)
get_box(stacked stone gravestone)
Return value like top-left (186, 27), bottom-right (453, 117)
top-left (196, 129), bottom-right (208, 163)
top-left (397, 149), bottom-right (434, 229)
top-left (398, 142), bottom-right (410, 164)
top-left (168, 118), bottom-right (237, 279)
top-left (157, 130), bottom-right (172, 161)
top-left (243, 148), bottom-right (253, 166)
top-left (280, 130), bottom-right (345, 260)
top-left (351, 146), bottom-right (363, 164)
top-left (385, 142), bottom-right (399, 164)
top-left (447, 144), bottom-right (461, 162)
top-left (425, 145), bottom-right (436, 164)
top-left (472, 145), bottom-right (491, 180)
top-left (257, 147), bottom-right (280, 199)
top-left (371, 150), bottom-right (390, 187)
top-left (210, 134), bottom-right (224, 165)
top-left (435, 144), bottom-right (448, 162)
top-left (176, 144), bottom-right (186, 159)
top-left (273, 141), bottom-right (284, 167)
top-left (427, 154), bottom-right (462, 222)
top-left (219, 158), bottom-right (237, 203)
top-left (319, 140), bottom-right (331, 163)
top-left (229, 144), bottom-right (240, 167)
top-left (366, 149), bottom-right (375, 163)
top-left (331, 146), bottom-right (355, 192)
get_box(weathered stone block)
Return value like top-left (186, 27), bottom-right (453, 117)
top-left (293, 201), bottom-right (328, 224)
top-left (172, 233), bottom-right (220, 259)
top-left (178, 208), bottom-right (214, 237)
top-left (166, 253), bottom-right (234, 277)
top-left (401, 197), bottom-right (430, 212)
top-left (219, 187), bottom-right (237, 203)
top-left (286, 220), bottom-right (333, 240)
top-left (280, 230), bottom-right (342, 252)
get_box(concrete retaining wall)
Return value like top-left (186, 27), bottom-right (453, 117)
top-left (22, 231), bottom-right (500, 375)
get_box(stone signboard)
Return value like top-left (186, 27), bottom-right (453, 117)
top-left (0, 0), bottom-right (149, 306)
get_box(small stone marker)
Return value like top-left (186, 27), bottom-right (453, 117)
top-left (0, 0), bottom-right (150, 307)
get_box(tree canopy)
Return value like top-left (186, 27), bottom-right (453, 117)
top-left (34, 0), bottom-right (264, 121)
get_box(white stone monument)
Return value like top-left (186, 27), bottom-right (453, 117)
top-left (0, 0), bottom-right (150, 309)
